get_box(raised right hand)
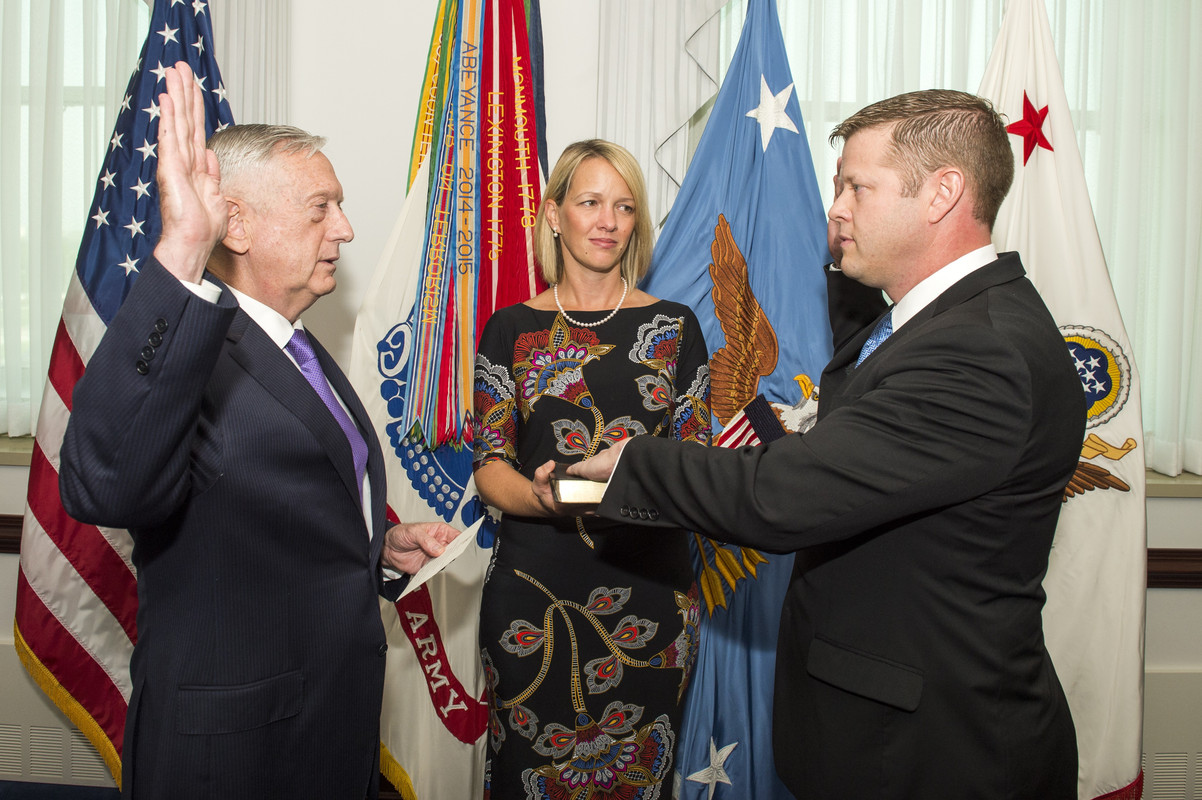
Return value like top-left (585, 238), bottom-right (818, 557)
top-left (152, 61), bottom-right (227, 284)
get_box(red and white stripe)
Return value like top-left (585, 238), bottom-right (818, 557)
top-left (15, 274), bottom-right (138, 778)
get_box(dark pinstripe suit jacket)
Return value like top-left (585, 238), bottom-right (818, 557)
top-left (61, 257), bottom-right (391, 799)
top-left (596, 254), bottom-right (1082, 799)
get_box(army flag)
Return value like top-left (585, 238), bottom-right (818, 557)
top-left (348, 0), bottom-right (548, 797)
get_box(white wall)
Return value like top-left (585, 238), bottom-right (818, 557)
top-left (1147, 500), bottom-right (1202, 669)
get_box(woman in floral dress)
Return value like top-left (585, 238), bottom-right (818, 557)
top-left (473, 140), bottom-right (711, 799)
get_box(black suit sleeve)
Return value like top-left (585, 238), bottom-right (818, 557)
top-left (60, 257), bottom-right (238, 529)
top-left (379, 572), bottom-right (412, 602)
top-left (598, 322), bottom-right (1036, 552)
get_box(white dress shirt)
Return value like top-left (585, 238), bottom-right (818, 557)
top-left (890, 244), bottom-right (999, 332)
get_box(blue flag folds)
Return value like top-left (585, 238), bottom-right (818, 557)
top-left (639, 0), bottom-right (832, 797)
top-left (643, 2), bottom-right (830, 413)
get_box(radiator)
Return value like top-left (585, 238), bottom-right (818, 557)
top-left (1143, 672), bottom-right (1202, 799)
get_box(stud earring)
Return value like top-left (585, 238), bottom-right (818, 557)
top-left (552, 229), bottom-right (560, 239)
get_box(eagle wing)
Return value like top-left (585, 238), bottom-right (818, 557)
top-left (1062, 460), bottom-right (1132, 502)
top-left (708, 214), bottom-right (779, 426)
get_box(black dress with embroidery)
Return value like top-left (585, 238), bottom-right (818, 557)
top-left (473, 301), bottom-right (711, 800)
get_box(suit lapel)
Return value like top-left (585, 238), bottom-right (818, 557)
top-left (931, 253), bottom-right (1025, 314)
top-left (817, 317), bottom-right (875, 420)
top-left (830, 306), bottom-right (891, 372)
top-left (225, 313), bottom-right (365, 512)
top-left (820, 305), bottom-right (892, 413)
top-left (818, 255), bottom-right (1028, 418)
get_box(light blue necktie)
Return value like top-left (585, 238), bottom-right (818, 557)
top-left (855, 311), bottom-right (894, 367)
top-left (286, 329), bottom-right (368, 496)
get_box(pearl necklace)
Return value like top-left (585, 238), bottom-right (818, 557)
top-left (554, 278), bottom-right (629, 328)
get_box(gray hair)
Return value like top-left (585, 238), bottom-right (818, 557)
top-left (207, 124), bottom-right (327, 189)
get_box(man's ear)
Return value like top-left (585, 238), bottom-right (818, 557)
top-left (221, 199), bottom-right (250, 255)
top-left (927, 167), bottom-right (965, 224)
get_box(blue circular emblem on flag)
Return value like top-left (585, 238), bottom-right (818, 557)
top-left (375, 317), bottom-right (495, 542)
top-left (1061, 325), bottom-right (1131, 428)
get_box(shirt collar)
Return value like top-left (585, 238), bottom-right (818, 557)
top-left (891, 243), bottom-right (998, 331)
top-left (226, 285), bottom-right (304, 348)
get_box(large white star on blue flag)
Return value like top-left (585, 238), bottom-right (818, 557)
top-left (686, 738), bottom-right (738, 800)
top-left (641, 2), bottom-right (831, 796)
top-left (745, 75), bottom-right (798, 151)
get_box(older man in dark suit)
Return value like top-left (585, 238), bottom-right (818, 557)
top-left (59, 62), bottom-right (458, 799)
top-left (553, 90), bottom-right (1082, 799)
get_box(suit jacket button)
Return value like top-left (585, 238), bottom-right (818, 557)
top-left (377, 643), bottom-right (388, 657)
top-left (148, 331), bottom-right (163, 347)
top-left (619, 506), bottom-right (630, 517)
top-left (140, 346), bottom-right (155, 360)
top-left (648, 509), bottom-right (659, 521)
top-left (135, 360), bottom-right (150, 375)
top-left (639, 508), bottom-right (651, 520)
top-left (154, 318), bottom-right (168, 333)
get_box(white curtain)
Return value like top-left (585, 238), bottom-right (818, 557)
top-left (0, 0), bottom-right (147, 436)
top-left (0, 0), bottom-right (289, 436)
top-left (598, 0), bottom-right (1202, 477)
top-left (210, 0), bottom-right (291, 125)
top-left (595, 0), bottom-right (729, 230)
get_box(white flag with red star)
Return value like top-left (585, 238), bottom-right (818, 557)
top-left (980, 1), bottom-right (1146, 798)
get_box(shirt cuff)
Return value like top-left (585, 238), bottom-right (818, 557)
top-left (181, 276), bottom-right (223, 303)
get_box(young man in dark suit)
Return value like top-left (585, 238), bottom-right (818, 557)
top-left (551, 89), bottom-right (1083, 799)
top-left (59, 62), bottom-right (459, 799)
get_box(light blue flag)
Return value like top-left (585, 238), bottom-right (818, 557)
top-left (639, 0), bottom-right (831, 796)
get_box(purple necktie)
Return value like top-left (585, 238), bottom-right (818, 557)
top-left (285, 329), bottom-right (368, 497)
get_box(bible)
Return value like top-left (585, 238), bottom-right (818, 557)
top-left (550, 462), bottom-right (606, 504)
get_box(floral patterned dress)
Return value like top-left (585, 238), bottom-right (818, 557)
top-left (473, 301), bottom-right (711, 800)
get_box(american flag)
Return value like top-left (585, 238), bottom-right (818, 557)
top-left (14, 0), bottom-right (233, 782)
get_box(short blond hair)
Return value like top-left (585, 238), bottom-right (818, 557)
top-left (533, 140), bottom-right (653, 285)
top-left (830, 90), bottom-right (1014, 229)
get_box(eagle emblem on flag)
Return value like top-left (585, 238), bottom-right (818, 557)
top-left (1059, 326), bottom-right (1138, 501)
top-left (690, 213), bottom-right (825, 614)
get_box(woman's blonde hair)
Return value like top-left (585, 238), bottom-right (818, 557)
top-left (533, 139), bottom-right (652, 285)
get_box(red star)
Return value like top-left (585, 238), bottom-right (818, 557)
top-left (1006, 92), bottom-right (1054, 165)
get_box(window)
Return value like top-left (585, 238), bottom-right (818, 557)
top-left (0, 0), bottom-right (148, 436)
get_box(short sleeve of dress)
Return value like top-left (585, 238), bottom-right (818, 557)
top-left (671, 307), bottom-right (711, 446)
top-left (473, 310), bottom-right (521, 470)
